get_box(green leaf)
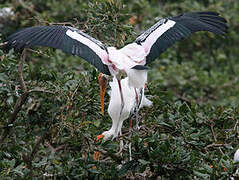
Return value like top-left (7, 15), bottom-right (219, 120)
top-left (138, 159), bottom-right (150, 165)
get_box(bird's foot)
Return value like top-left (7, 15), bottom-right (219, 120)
top-left (102, 130), bottom-right (114, 141)
top-left (135, 124), bottom-right (141, 131)
top-left (96, 134), bottom-right (104, 142)
top-left (116, 130), bottom-right (124, 155)
top-left (112, 132), bottom-right (119, 140)
top-left (135, 115), bottom-right (141, 130)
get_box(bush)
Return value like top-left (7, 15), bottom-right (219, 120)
top-left (0, 0), bottom-right (238, 179)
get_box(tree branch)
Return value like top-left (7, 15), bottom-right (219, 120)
top-left (22, 130), bottom-right (49, 177)
top-left (234, 119), bottom-right (238, 132)
top-left (27, 49), bottom-right (50, 58)
top-left (17, 0), bottom-right (39, 16)
top-left (210, 123), bottom-right (224, 156)
top-left (18, 49), bottom-right (27, 92)
top-left (45, 141), bottom-right (65, 153)
top-left (0, 49), bottom-right (28, 145)
top-left (28, 88), bottom-right (55, 94)
top-left (205, 143), bottom-right (225, 148)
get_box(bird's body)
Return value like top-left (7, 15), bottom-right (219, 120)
top-left (5, 11), bottom-right (228, 139)
top-left (108, 43), bottom-right (146, 71)
top-left (234, 149), bottom-right (239, 163)
top-left (103, 76), bottom-right (152, 140)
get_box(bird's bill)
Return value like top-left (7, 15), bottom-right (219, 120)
top-left (98, 73), bottom-right (108, 116)
top-left (100, 85), bottom-right (106, 115)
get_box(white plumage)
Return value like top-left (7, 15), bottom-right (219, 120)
top-left (139, 19), bottom-right (176, 55)
top-left (107, 43), bottom-right (146, 77)
top-left (102, 76), bottom-right (152, 140)
top-left (234, 149), bottom-right (239, 163)
top-left (126, 68), bottom-right (148, 89)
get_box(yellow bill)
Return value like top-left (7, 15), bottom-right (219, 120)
top-left (98, 73), bottom-right (108, 116)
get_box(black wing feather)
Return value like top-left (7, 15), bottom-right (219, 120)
top-left (135, 11), bottom-right (227, 65)
top-left (6, 26), bottom-right (110, 75)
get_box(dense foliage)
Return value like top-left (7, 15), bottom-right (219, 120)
top-left (0, 0), bottom-right (238, 179)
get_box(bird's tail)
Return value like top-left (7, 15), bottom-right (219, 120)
top-left (132, 65), bottom-right (148, 70)
top-left (126, 66), bottom-right (148, 89)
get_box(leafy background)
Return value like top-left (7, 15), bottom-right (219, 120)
top-left (0, 0), bottom-right (238, 179)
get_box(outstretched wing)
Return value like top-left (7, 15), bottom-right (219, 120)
top-left (6, 25), bottom-right (111, 75)
top-left (135, 12), bottom-right (228, 65)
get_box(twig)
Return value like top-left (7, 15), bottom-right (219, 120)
top-left (27, 49), bottom-right (50, 58)
top-left (116, 130), bottom-right (124, 156)
top-left (45, 141), bottom-right (65, 152)
top-left (71, 81), bottom-right (81, 101)
top-left (28, 88), bottom-right (55, 94)
top-left (95, 148), bottom-right (122, 164)
top-left (30, 132), bottom-right (49, 160)
top-left (49, 22), bottom-right (75, 27)
top-left (170, 89), bottom-right (192, 104)
top-left (18, 49), bottom-right (27, 91)
top-left (32, 16), bottom-right (75, 27)
top-left (221, 77), bottom-right (238, 89)
top-left (93, 159), bottom-right (114, 165)
top-left (23, 130), bottom-right (49, 177)
top-left (234, 119), bottom-right (238, 132)
top-left (210, 123), bottom-right (224, 156)
top-left (128, 118), bottom-right (133, 161)
top-left (0, 49), bottom-right (28, 145)
top-left (205, 143), bottom-right (225, 148)
top-left (17, 0), bottom-right (39, 16)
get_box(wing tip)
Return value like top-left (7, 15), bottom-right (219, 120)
top-left (132, 65), bottom-right (149, 70)
top-left (197, 11), bottom-right (219, 16)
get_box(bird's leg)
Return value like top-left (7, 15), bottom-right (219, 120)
top-left (134, 88), bottom-right (140, 130)
top-left (117, 79), bottom-right (125, 117)
top-left (129, 117), bottom-right (133, 161)
top-left (116, 129), bottom-right (124, 156)
top-left (113, 78), bottom-right (125, 139)
top-left (135, 88), bottom-right (144, 130)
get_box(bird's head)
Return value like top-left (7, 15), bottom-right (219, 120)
top-left (98, 73), bottom-right (108, 116)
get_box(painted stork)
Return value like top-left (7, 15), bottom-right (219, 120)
top-left (5, 11), bottom-right (227, 138)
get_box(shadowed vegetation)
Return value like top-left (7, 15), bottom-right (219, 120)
top-left (0, 0), bottom-right (238, 179)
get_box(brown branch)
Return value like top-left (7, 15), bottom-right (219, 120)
top-left (93, 159), bottom-right (114, 165)
top-left (27, 49), bottom-right (50, 58)
top-left (170, 89), bottom-right (192, 104)
top-left (234, 119), bottom-right (238, 132)
top-left (45, 141), bottom-right (65, 153)
top-left (71, 81), bottom-right (81, 101)
top-left (210, 123), bottom-right (224, 156)
top-left (18, 49), bottom-right (27, 92)
top-left (23, 130), bottom-right (49, 177)
top-left (31, 133), bottom-right (49, 160)
top-left (95, 148), bottom-right (122, 164)
top-left (32, 16), bottom-right (75, 27)
top-left (220, 77), bottom-right (239, 89)
top-left (49, 22), bottom-right (75, 27)
top-left (0, 49), bottom-right (28, 145)
top-left (0, 87), bottom-right (55, 144)
top-left (17, 0), bottom-right (39, 16)
top-left (28, 88), bottom-right (55, 94)
top-left (205, 143), bottom-right (225, 148)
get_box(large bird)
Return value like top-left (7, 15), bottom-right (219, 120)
top-left (5, 11), bottom-right (227, 138)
